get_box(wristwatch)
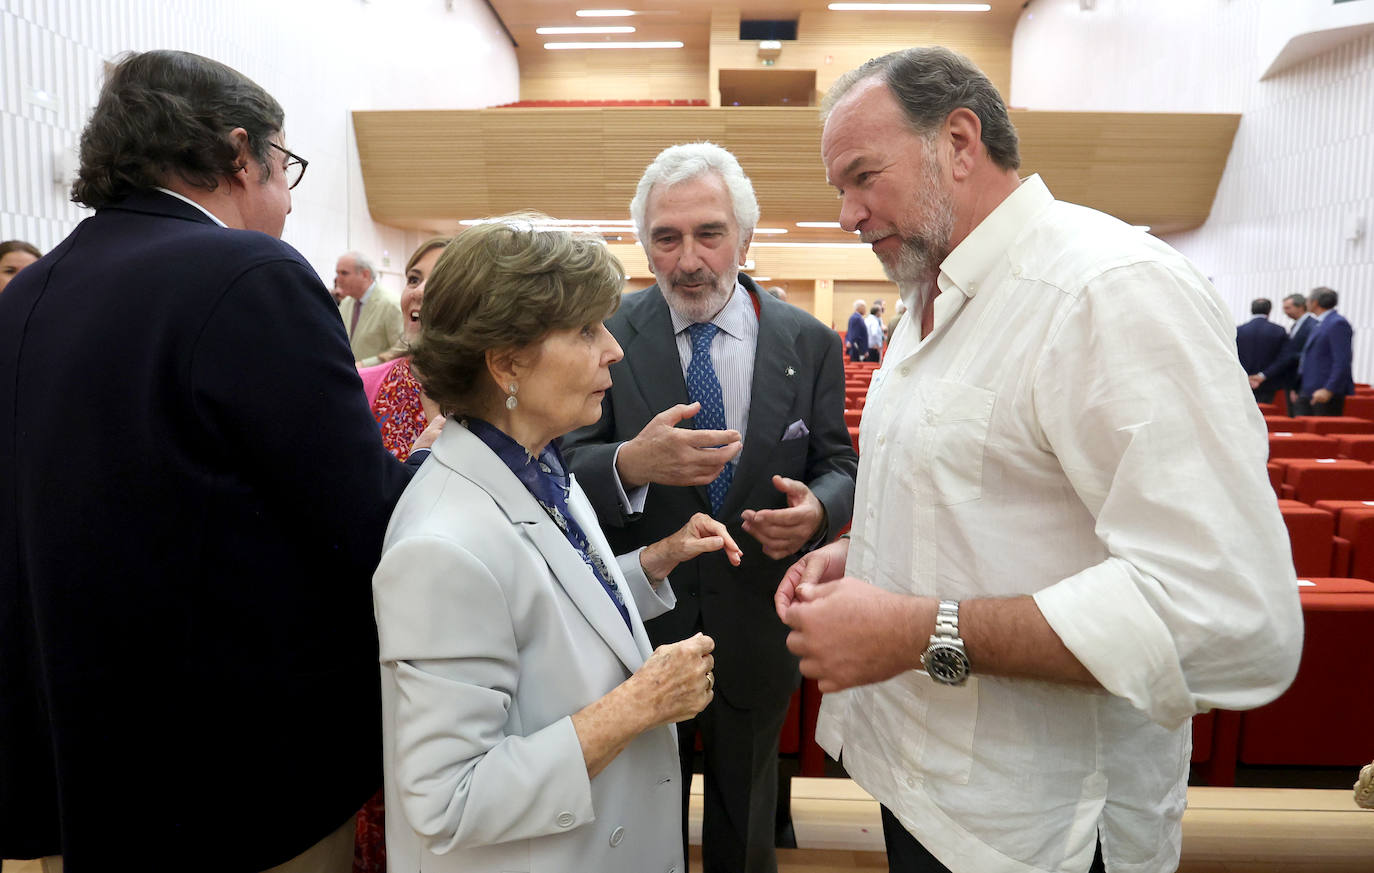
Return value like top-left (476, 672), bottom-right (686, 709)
top-left (920, 600), bottom-right (970, 686)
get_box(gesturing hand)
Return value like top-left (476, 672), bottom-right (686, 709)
top-left (741, 475), bottom-right (825, 559)
top-left (774, 538), bottom-right (849, 621)
top-left (629, 632), bottom-right (717, 727)
top-left (640, 512), bottom-right (743, 581)
top-left (615, 403), bottom-right (742, 489)
top-left (781, 577), bottom-right (929, 693)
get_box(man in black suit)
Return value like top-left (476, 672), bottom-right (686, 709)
top-left (1237, 298), bottom-right (1288, 402)
top-left (1250, 292), bottom-right (1316, 409)
top-left (563, 143), bottom-right (857, 873)
top-left (0, 50), bottom-right (430, 871)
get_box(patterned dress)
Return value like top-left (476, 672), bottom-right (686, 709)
top-left (362, 357), bottom-right (429, 461)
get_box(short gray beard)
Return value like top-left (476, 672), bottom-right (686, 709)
top-left (659, 266), bottom-right (738, 323)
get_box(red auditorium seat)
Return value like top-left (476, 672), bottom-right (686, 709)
top-left (1336, 508), bottom-right (1374, 582)
top-left (1264, 416), bottom-right (1301, 433)
top-left (1277, 500), bottom-right (1335, 576)
top-left (1281, 458), bottom-right (1374, 503)
top-left (1300, 416), bottom-right (1374, 435)
top-left (1237, 578), bottom-right (1374, 767)
top-left (843, 408), bottom-right (862, 428)
top-left (1343, 394), bottom-right (1374, 421)
top-left (1256, 402), bottom-right (1279, 416)
top-left (1267, 433), bottom-right (1340, 459)
top-left (1312, 499), bottom-right (1374, 522)
top-left (1267, 462), bottom-right (1283, 496)
top-left (847, 426), bottom-right (860, 455)
top-left (1333, 434), bottom-right (1374, 460)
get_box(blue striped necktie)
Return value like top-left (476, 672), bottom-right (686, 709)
top-left (686, 322), bottom-right (733, 514)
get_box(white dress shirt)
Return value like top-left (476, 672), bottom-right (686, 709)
top-left (817, 175), bottom-right (1302, 873)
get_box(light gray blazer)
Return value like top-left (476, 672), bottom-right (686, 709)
top-left (373, 422), bottom-right (684, 873)
top-left (339, 282), bottom-right (403, 366)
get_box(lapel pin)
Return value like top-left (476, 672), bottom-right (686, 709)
top-left (785, 365), bottom-right (796, 377)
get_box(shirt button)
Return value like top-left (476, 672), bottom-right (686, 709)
top-left (923, 410), bottom-right (935, 424)
top-left (899, 365), bottom-right (911, 377)
top-left (906, 776), bottom-right (917, 788)
top-left (877, 433), bottom-right (885, 445)
top-left (556, 811), bottom-right (576, 828)
top-left (610, 826), bottom-right (625, 846)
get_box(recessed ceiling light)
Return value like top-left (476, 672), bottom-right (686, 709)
top-left (545, 40), bottom-right (682, 50)
top-left (827, 3), bottom-right (991, 11)
top-left (576, 8), bottom-right (636, 16)
top-left (795, 221), bottom-right (842, 228)
top-left (536, 26), bottom-right (636, 34)
top-left (753, 228), bottom-right (788, 235)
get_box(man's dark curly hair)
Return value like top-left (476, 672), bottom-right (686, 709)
top-left (72, 50), bottom-right (285, 209)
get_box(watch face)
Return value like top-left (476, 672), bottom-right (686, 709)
top-left (925, 644), bottom-right (970, 685)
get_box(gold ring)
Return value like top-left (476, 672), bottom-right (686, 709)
top-left (706, 671), bottom-right (715, 691)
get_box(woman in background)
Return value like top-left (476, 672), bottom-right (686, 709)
top-left (358, 236), bottom-right (451, 461)
top-left (374, 216), bottom-right (737, 873)
top-left (0, 240), bottom-right (41, 293)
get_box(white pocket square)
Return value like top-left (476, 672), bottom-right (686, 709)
top-left (783, 419), bottom-right (810, 440)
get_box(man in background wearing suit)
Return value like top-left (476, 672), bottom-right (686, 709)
top-left (1294, 287), bottom-right (1355, 416)
top-left (563, 143), bottom-right (857, 873)
top-left (1250, 292), bottom-right (1314, 407)
top-left (335, 250), bottom-right (403, 366)
top-left (0, 50), bottom-right (431, 872)
top-left (1237, 298), bottom-right (1288, 402)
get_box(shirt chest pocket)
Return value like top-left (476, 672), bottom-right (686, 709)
top-left (895, 378), bottom-right (996, 506)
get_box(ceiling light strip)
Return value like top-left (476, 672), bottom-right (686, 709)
top-left (545, 40), bottom-right (682, 50)
top-left (827, 3), bottom-right (991, 11)
top-left (536, 26), bottom-right (636, 35)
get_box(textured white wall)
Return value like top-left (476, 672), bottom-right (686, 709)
top-left (1011, 0), bottom-right (1374, 382)
top-left (0, 0), bottom-right (517, 288)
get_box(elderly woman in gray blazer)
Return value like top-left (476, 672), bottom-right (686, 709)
top-left (373, 216), bottom-right (740, 873)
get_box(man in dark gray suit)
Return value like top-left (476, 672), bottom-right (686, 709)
top-left (563, 143), bottom-right (857, 873)
top-left (1250, 292), bottom-right (1315, 408)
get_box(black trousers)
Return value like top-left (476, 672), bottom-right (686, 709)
top-left (1291, 393), bottom-right (1345, 416)
top-left (881, 806), bottom-right (1106, 873)
top-left (678, 691), bottom-right (792, 873)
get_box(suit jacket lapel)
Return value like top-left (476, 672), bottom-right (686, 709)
top-left (722, 287), bottom-right (800, 517)
top-left (621, 287), bottom-right (712, 512)
top-left (433, 425), bottom-right (645, 674)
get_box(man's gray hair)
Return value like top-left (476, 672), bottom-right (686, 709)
top-left (343, 251), bottom-right (376, 282)
top-left (822, 46), bottom-right (1020, 171)
top-left (630, 142), bottom-right (760, 243)
top-left (1286, 292), bottom-right (1307, 308)
top-left (1312, 286), bottom-right (1338, 309)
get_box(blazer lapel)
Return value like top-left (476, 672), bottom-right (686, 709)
top-left (621, 288), bottom-right (712, 512)
top-left (433, 425), bottom-right (645, 674)
top-left (722, 288), bottom-right (801, 517)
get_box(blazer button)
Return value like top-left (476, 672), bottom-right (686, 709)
top-left (609, 826), bottom-right (625, 846)
top-left (556, 811), bottom-right (576, 828)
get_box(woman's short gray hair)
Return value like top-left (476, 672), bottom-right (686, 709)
top-left (630, 142), bottom-right (760, 242)
top-left (822, 46), bottom-right (1020, 172)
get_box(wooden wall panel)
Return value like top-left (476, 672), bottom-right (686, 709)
top-left (517, 46), bottom-right (710, 102)
top-left (354, 106), bottom-right (1240, 243)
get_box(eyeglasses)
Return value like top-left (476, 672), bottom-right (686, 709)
top-left (268, 142), bottom-right (308, 190)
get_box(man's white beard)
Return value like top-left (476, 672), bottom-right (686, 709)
top-left (659, 265), bottom-right (738, 323)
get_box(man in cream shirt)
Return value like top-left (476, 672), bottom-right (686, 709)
top-left (775, 47), bottom-right (1302, 873)
top-left (335, 250), bottom-right (403, 366)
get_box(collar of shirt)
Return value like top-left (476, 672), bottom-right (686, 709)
top-left (1250, 314), bottom-right (1270, 321)
top-left (359, 282), bottom-right (379, 306)
top-left (669, 280), bottom-right (751, 338)
top-left (154, 187), bottom-right (228, 228)
top-left (936, 174), bottom-right (1053, 304)
top-left (1312, 310), bottom-right (1328, 322)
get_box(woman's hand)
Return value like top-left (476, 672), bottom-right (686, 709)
top-left (571, 633), bottom-right (716, 779)
top-left (626, 632), bottom-right (716, 728)
top-left (639, 513), bottom-right (743, 582)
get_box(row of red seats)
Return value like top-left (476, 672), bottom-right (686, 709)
top-left (1193, 577), bottom-right (1374, 784)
